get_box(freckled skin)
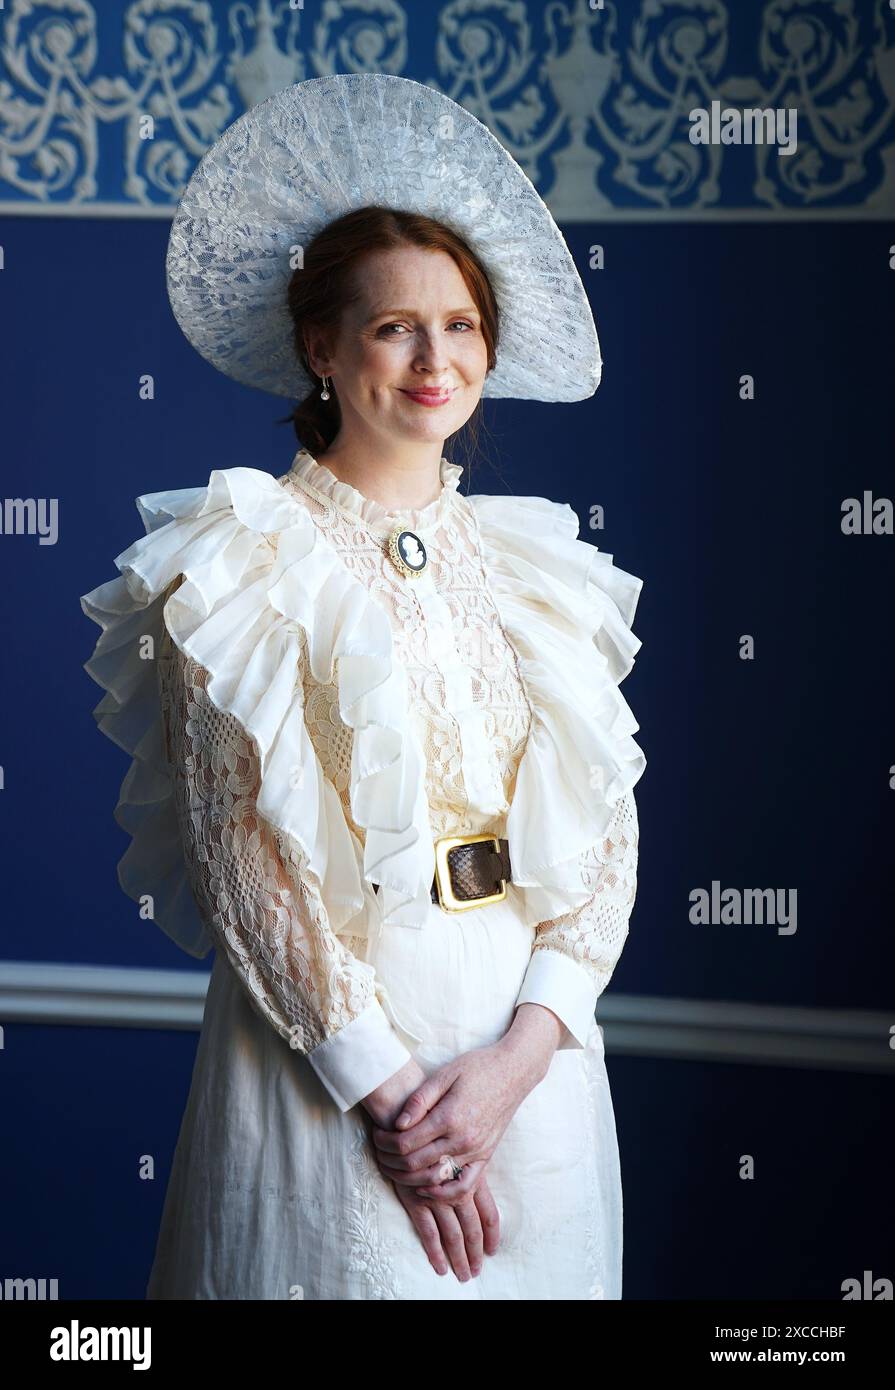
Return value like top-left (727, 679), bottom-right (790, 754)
top-left (304, 245), bottom-right (488, 512)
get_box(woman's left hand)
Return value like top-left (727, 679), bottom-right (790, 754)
top-left (370, 1010), bottom-right (560, 1203)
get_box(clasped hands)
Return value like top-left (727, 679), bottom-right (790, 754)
top-left (362, 1003), bottom-right (564, 1283)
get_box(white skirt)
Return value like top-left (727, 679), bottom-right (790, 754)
top-left (146, 888), bottom-right (623, 1300)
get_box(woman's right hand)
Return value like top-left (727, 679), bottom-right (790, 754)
top-left (362, 1061), bottom-right (500, 1279)
top-left (362, 1055), bottom-right (429, 1129)
top-left (388, 1165), bottom-right (500, 1282)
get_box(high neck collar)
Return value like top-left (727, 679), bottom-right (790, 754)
top-left (287, 448), bottom-right (464, 531)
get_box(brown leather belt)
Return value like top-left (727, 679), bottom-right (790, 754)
top-left (374, 833), bottom-right (512, 913)
top-left (430, 833), bottom-right (511, 911)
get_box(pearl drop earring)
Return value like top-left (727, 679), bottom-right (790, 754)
top-left (320, 375), bottom-right (331, 401)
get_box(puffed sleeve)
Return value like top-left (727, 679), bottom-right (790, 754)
top-left (156, 619), bottom-right (414, 1113)
top-left (514, 788), bottom-right (639, 1049)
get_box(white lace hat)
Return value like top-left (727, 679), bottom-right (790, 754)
top-left (165, 72), bottom-right (601, 404)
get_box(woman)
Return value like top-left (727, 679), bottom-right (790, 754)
top-left (81, 74), bottom-right (646, 1299)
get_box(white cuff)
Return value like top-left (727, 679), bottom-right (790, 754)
top-left (515, 948), bottom-right (599, 1050)
top-left (306, 999), bottom-right (413, 1112)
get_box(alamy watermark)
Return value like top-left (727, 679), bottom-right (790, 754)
top-left (690, 883), bottom-right (797, 935)
top-left (0, 496), bottom-right (58, 545)
top-left (690, 101), bottom-right (797, 156)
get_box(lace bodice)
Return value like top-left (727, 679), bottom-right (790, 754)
top-left (275, 451), bottom-right (533, 843)
top-left (82, 446), bottom-right (645, 1111)
top-left (145, 450), bottom-right (640, 1111)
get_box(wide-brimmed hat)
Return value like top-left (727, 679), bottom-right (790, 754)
top-left (165, 72), bottom-right (601, 404)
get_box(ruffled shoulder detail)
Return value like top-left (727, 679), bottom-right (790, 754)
top-left (468, 491), bottom-right (647, 926)
top-left (80, 466), bottom-right (435, 960)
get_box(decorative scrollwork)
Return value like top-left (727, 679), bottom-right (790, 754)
top-left (1, 0), bottom-right (892, 216)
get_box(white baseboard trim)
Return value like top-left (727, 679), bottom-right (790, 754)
top-left (0, 961), bottom-right (892, 1075)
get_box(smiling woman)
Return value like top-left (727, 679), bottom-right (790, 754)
top-left (83, 72), bottom-right (643, 1301)
top-left (281, 204), bottom-right (499, 472)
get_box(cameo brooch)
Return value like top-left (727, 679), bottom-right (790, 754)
top-left (387, 527), bottom-right (428, 579)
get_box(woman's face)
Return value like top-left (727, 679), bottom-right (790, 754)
top-left (310, 245), bottom-right (490, 448)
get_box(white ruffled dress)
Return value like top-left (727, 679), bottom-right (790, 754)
top-left (80, 448), bottom-right (646, 1300)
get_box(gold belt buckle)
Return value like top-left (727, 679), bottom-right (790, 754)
top-left (433, 833), bottom-right (507, 913)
